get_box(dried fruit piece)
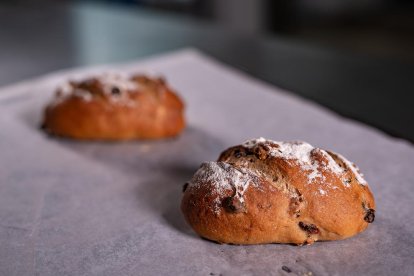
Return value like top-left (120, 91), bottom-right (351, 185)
top-left (223, 196), bottom-right (246, 213)
top-left (364, 208), bottom-right (375, 223)
top-left (298, 222), bottom-right (320, 234)
top-left (111, 87), bottom-right (121, 95)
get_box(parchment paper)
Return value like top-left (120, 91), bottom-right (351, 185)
top-left (0, 49), bottom-right (413, 276)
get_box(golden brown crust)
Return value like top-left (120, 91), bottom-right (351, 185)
top-left (181, 138), bottom-right (376, 245)
top-left (42, 74), bottom-right (185, 140)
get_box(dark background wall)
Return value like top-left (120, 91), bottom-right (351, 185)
top-left (2, 0), bottom-right (413, 61)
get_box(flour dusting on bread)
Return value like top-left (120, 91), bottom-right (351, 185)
top-left (52, 83), bottom-right (91, 106)
top-left (97, 73), bottom-right (139, 95)
top-left (73, 89), bottom-right (93, 102)
top-left (52, 73), bottom-right (141, 106)
top-left (188, 162), bottom-right (253, 214)
top-left (243, 138), bottom-right (367, 186)
top-left (336, 153), bottom-right (367, 185)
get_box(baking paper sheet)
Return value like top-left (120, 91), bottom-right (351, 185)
top-left (0, 49), bottom-right (413, 276)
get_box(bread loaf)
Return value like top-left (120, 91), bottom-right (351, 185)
top-left (181, 138), bottom-right (375, 245)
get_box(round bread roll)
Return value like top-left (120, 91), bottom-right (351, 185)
top-left (42, 74), bottom-right (185, 140)
top-left (181, 138), bottom-right (375, 245)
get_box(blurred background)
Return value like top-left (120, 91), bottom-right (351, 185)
top-left (132, 0), bottom-right (414, 60)
top-left (0, 0), bottom-right (413, 141)
top-left (2, 0), bottom-right (413, 60)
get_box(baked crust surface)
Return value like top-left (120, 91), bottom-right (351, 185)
top-left (42, 74), bottom-right (185, 140)
top-left (181, 138), bottom-right (375, 245)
